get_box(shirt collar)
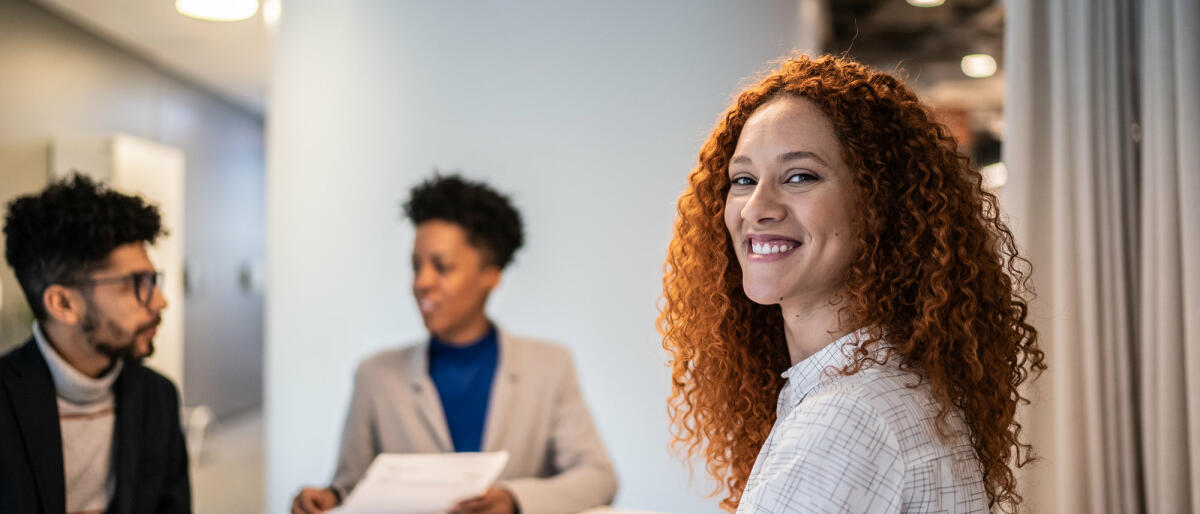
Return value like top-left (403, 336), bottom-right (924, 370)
top-left (429, 325), bottom-right (499, 356)
top-left (777, 328), bottom-right (870, 415)
top-left (32, 321), bottom-right (123, 404)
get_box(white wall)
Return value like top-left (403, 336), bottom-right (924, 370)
top-left (267, 2), bottom-right (805, 512)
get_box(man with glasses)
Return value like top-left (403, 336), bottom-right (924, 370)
top-left (0, 175), bottom-right (190, 513)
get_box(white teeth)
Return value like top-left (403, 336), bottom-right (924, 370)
top-left (750, 241), bottom-right (796, 255)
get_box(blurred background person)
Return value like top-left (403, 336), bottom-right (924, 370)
top-left (291, 174), bottom-right (617, 514)
top-left (0, 175), bottom-right (190, 513)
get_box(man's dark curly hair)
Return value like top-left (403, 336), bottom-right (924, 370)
top-left (402, 173), bottom-right (524, 269)
top-left (3, 174), bottom-right (164, 320)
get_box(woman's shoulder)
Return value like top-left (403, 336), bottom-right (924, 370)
top-left (500, 331), bottom-right (572, 359)
top-left (770, 383), bottom-right (904, 464)
top-left (824, 363), bottom-right (932, 411)
top-left (826, 357), bottom-right (920, 396)
top-left (353, 341), bottom-right (425, 378)
top-left (801, 363), bottom-right (971, 453)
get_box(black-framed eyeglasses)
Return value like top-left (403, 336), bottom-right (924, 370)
top-left (76, 271), bottom-right (163, 307)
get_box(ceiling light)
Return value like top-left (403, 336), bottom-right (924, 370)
top-left (262, 0), bottom-right (281, 27)
top-left (907, 0), bottom-right (946, 6)
top-left (961, 54), bottom-right (998, 78)
top-left (175, 0), bottom-right (258, 22)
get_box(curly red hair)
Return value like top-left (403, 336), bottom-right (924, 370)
top-left (660, 54), bottom-right (1045, 512)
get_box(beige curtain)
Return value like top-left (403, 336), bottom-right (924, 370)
top-left (1140, 0), bottom-right (1200, 511)
top-left (1004, 0), bottom-right (1200, 512)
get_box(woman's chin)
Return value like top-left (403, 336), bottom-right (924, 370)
top-left (741, 284), bottom-right (787, 306)
top-left (420, 318), bottom-right (440, 335)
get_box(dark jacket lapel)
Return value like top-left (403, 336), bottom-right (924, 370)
top-left (110, 359), bottom-right (145, 514)
top-left (2, 338), bottom-right (66, 514)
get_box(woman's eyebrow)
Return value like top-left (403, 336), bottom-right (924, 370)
top-left (730, 151), bottom-right (830, 167)
top-left (778, 150), bottom-right (829, 167)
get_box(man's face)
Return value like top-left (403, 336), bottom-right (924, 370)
top-left (78, 243), bottom-right (167, 360)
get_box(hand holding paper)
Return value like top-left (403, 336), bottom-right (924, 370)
top-left (449, 486), bottom-right (517, 514)
top-left (329, 451), bottom-right (510, 514)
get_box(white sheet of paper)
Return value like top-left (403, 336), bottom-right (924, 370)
top-left (327, 451), bottom-right (510, 514)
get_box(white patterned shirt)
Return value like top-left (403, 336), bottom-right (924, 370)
top-left (737, 330), bottom-right (988, 513)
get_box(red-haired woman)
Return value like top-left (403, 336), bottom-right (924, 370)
top-left (660, 54), bottom-right (1045, 513)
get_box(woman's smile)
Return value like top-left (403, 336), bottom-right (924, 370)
top-left (746, 234), bottom-right (802, 262)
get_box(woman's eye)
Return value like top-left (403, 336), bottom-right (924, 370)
top-left (731, 176), bottom-right (756, 186)
top-left (786, 172), bottom-right (818, 184)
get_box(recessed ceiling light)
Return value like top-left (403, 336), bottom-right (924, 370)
top-left (907, 0), bottom-right (946, 7)
top-left (176, 0), bottom-right (258, 22)
top-left (961, 54), bottom-right (998, 78)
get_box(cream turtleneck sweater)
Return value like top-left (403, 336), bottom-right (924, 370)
top-left (33, 322), bottom-right (122, 514)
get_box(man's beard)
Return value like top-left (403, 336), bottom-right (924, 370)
top-left (80, 308), bottom-right (161, 361)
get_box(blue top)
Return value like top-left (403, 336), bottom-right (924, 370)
top-left (428, 327), bottom-right (499, 452)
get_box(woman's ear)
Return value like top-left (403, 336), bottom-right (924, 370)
top-left (42, 284), bottom-right (85, 326)
top-left (482, 265), bottom-right (503, 291)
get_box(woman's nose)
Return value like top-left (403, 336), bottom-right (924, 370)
top-left (412, 265), bottom-right (436, 291)
top-left (741, 183), bottom-right (786, 225)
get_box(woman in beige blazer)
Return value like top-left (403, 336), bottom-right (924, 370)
top-left (292, 175), bottom-right (617, 514)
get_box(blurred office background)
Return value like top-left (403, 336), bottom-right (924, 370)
top-left (0, 0), bottom-right (1195, 512)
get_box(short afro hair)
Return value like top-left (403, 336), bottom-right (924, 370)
top-left (403, 173), bottom-right (524, 269)
top-left (3, 174), bottom-right (164, 320)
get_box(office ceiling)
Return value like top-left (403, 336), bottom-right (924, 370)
top-left (30, 0), bottom-right (1003, 118)
top-left (35, 0), bottom-right (270, 116)
top-left (826, 0), bottom-right (1006, 110)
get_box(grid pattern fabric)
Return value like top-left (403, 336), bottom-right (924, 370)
top-left (737, 330), bottom-right (988, 513)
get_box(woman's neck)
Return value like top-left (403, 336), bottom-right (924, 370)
top-left (779, 295), bottom-right (851, 365)
top-left (434, 314), bottom-right (492, 347)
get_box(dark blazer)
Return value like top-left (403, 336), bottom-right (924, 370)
top-left (0, 338), bottom-right (191, 514)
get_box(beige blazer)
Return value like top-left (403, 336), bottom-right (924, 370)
top-left (329, 331), bottom-right (618, 514)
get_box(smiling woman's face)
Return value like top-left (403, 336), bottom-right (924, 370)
top-left (724, 95), bottom-right (859, 308)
